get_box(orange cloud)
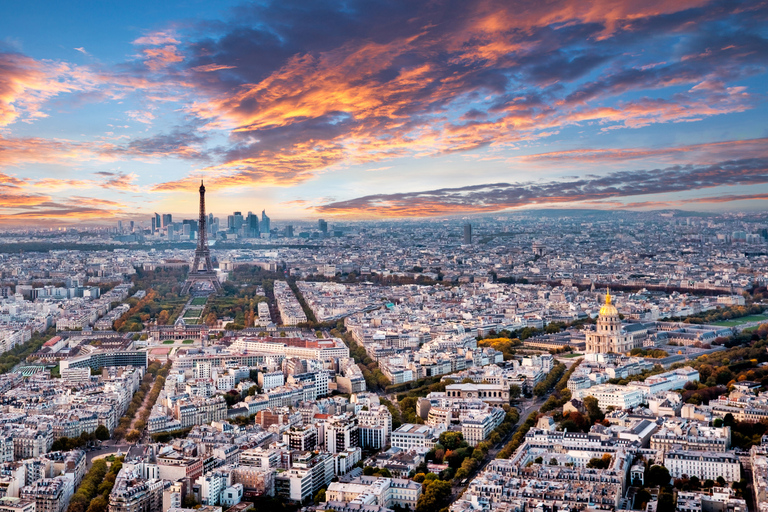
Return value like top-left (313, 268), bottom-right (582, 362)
top-left (0, 52), bottom-right (100, 127)
top-left (142, 45), bottom-right (184, 72)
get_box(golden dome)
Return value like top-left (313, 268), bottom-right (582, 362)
top-left (599, 289), bottom-right (618, 317)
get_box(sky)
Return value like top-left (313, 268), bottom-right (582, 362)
top-left (0, 0), bottom-right (766, 225)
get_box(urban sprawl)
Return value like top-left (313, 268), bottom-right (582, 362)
top-left (0, 204), bottom-right (768, 512)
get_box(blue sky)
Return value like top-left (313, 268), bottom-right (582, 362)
top-left (0, 0), bottom-right (766, 224)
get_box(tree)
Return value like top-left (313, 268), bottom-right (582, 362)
top-left (182, 495), bottom-right (199, 508)
top-left (416, 480), bottom-right (452, 512)
top-left (314, 489), bottom-right (326, 505)
top-left (438, 431), bottom-right (465, 451)
top-left (586, 454), bottom-right (611, 469)
top-left (125, 429), bottom-right (141, 443)
top-left (658, 491), bottom-right (675, 512)
top-left (85, 496), bottom-right (108, 512)
top-left (635, 489), bottom-right (651, 509)
top-left (583, 396), bottom-right (604, 424)
top-left (509, 385), bottom-right (522, 399)
top-left (647, 465), bottom-right (671, 487)
top-left (549, 458), bottom-right (558, 465)
top-left (94, 425), bottom-right (110, 441)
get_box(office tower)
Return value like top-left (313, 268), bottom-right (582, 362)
top-left (318, 219), bottom-right (328, 234)
top-left (246, 212), bottom-right (260, 238)
top-left (285, 225), bottom-right (294, 237)
top-left (464, 223), bottom-right (472, 244)
top-left (129, 221), bottom-right (134, 232)
top-left (260, 210), bottom-right (270, 234)
top-left (182, 219), bottom-right (198, 239)
top-left (154, 213), bottom-right (161, 232)
top-left (233, 212), bottom-right (244, 231)
top-left (117, 220), bottom-right (123, 232)
top-left (181, 181), bottom-right (222, 294)
top-left (227, 215), bottom-right (235, 230)
top-left (162, 214), bottom-right (172, 228)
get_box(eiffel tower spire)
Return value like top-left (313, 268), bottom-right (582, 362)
top-left (181, 180), bottom-right (222, 295)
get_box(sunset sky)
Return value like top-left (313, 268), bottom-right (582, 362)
top-left (0, 0), bottom-right (766, 224)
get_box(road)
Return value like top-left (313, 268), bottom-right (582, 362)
top-left (84, 440), bottom-right (145, 468)
top-left (739, 454), bottom-right (757, 512)
top-left (450, 396), bottom-right (546, 499)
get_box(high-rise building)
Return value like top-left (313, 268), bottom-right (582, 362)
top-left (246, 212), bottom-right (260, 238)
top-left (285, 225), bottom-right (294, 237)
top-left (232, 212), bottom-right (244, 231)
top-left (129, 221), bottom-right (134, 232)
top-left (260, 210), bottom-right (270, 234)
top-left (464, 223), bottom-right (472, 244)
top-left (117, 220), bottom-right (123, 232)
top-left (154, 213), bottom-right (161, 233)
top-left (162, 214), bottom-right (172, 228)
top-left (318, 219), bottom-right (328, 234)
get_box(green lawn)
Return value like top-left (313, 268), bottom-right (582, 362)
top-left (182, 339), bottom-right (194, 344)
top-left (190, 297), bottom-right (207, 306)
top-left (712, 314), bottom-right (768, 327)
top-left (561, 353), bottom-right (584, 358)
top-left (183, 311), bottom-right (201, 319)
top-left (162, 340), bottom-right (175, 344)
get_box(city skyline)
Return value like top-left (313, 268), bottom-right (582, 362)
top-left (0, 0), bottom-right (766, 225)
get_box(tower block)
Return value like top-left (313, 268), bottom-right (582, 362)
top-left (181, 181), bottom-right (222, 295)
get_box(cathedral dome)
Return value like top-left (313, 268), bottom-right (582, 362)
top-left (599, 290), bottom-right (618, 317)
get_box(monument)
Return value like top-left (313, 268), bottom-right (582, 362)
top-left (181, 181), bottom-right (222, 294)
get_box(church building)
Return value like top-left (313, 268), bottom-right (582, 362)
top-left (585, 290), bottom-right (634, 354)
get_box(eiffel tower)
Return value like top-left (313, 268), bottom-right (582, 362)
top-left (181, 181), bottom-right (222, 295)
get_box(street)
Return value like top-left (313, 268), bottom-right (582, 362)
top-left (450, 395), bottom-right (546, 499)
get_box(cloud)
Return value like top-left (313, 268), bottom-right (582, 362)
top-left (141, 0), bottom-right (764, 188)
top-left (133, 31), bottom-right (180, 46)
top-left (2, 0), bottom-right (768, 208)
top-left (517, 138), bottom-right (768, 165)
top-left (191, 64), bottom-right (236, 73)
top-left (316, 157), bottom-right (768, 216)
top-left (126, 110), bottom-right (155, 125)
top-left (0, 51), bottom-right (100, 126)
top-left (74, 47), bottom-right (89, 56)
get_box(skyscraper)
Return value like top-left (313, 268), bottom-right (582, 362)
top-left (154, 213), bottom-right (161, 233)
top-left (318, 219), bottom-right (328, 234)
top-left (260, 210), bottom-right (271, 234)
top-left (464, 223), bottom-right (472, 244)
top-left (246, 212), bottom-right (260, 237)
top-left (233, 211), bottom-right (244, 231)
top-left (162, 214), bottom-right (172, 228)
